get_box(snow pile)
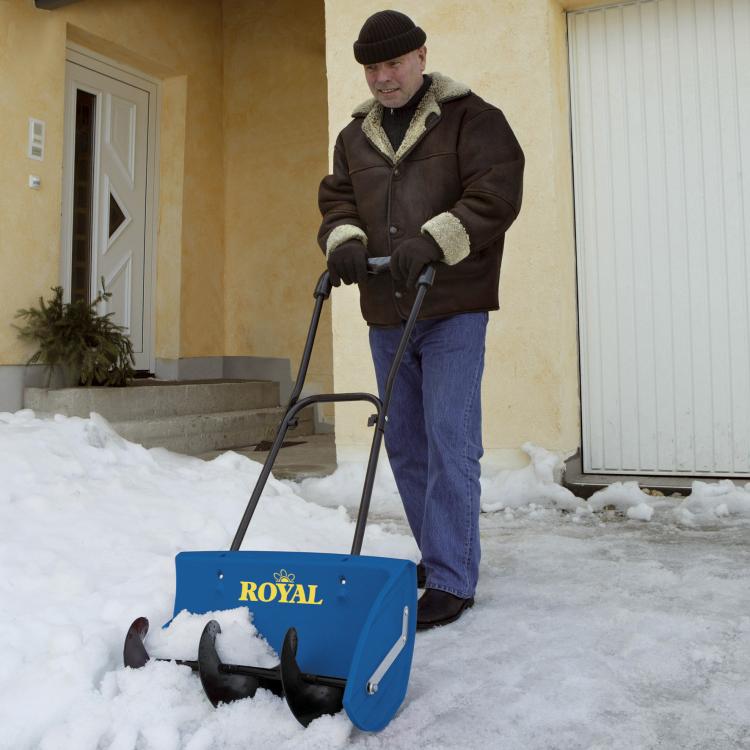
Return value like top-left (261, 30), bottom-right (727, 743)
top-left (674, 479), bottom-right (750, 525)
top-left (0, 410), bottom-right (413, 750)
top-left (2, 411), bottom-right (750, 749)
top-left (586, 479), bottom-right (750, 526)
top-left (587, 481), bottom-right (656, 521)
top-left (481, 443), bottom-right (581, 512)
top-left (293, 439), bottom-right (750, 529)
top-left (288, 457), bottom-right (404, 517)
top-left (296, 443), bottom-right (584, 516)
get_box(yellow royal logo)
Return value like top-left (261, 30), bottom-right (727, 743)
top-left (238, 569), bottom-right (324, 606)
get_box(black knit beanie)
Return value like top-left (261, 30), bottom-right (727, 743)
top-left (353, 10), bottom-right (426, 65)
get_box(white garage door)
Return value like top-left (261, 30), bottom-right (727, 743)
top-left (569, 0), bottom-right (750, 475)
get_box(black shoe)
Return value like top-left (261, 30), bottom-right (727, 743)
top-left (416, 562), bottom-right (426, 589)
top-left (416, 588), bottom-right (474, 631)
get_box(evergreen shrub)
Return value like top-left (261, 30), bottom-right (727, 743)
top-left (15, 286), bottom-right (135, 387)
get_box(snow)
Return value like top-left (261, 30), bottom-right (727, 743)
top-left (675, 479), bottom-right (750, 526)
top-left (148, 609), bottom-right (278, 668)
top-left (1, 411), bottom-right (749, 749)
top-left (626, 501), bottom-right (654, 521)
top-left (480, 442), bottom-right (583, 513)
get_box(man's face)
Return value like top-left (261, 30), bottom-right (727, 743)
top-left (364, 47), bottom-right (427, 108)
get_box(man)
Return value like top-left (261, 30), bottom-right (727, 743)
top-left (318, 10), bottom-right (524, 630)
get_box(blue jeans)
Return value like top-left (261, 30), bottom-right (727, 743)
top-left (369, 312), bottom-right (487, 598)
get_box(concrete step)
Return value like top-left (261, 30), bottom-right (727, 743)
top-left (24, 379), bottom-right (280, 421)
top-left (23, 379), bottom-right (314, 455)
top-left (112, 405), bottom-right (314, 455)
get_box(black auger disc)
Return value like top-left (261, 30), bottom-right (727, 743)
top-left (280, 627), bottom-right (345, 727)
top-left (124, 617), bottom-right (151, 669)
top-left (198, 620), bottom-right (284, 706)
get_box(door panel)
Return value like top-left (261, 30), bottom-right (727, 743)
top-left (96, 77), bottom-right (148, 352)
top-left (63, 61), bottom-right (151, 370)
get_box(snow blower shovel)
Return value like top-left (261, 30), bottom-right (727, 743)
top-left (123, 257), bottom-right (436, 732)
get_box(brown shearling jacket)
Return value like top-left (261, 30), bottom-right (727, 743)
top-left (318, 73), bottom-right (524, 326)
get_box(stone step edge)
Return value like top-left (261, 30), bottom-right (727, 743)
top-left (109, 408), bottom-right (314, 444)
top-left (23, 380), bottom-right (281, 421)
top-left (109, 406), bottom-right (314, 454)
top-left (110, 405), bottom-right (312, 426)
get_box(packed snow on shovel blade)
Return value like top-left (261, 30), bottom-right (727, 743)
top-left (147, 607), bottom-right (279, 667)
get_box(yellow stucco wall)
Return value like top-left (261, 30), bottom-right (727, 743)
top-left (1, 0), bottom-right (332, 399)
top-left (0, 0), bottom-right (225, 364)
top-left (222, 0), bottom-right (333, 402)
top-left (323, 0), bottom-right (581, 465)
top-left (1, 3), bottom-right (65, 364)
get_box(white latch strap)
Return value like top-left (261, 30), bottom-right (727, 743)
top-left (366, 605), bottom-right (409, 695)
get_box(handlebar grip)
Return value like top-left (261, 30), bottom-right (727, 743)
top-left (367, 257), bottom-right (391, 274)
top-left (367, 256), bottom-right (436, 288)
top-left (417, 265), bottom-right (436, 288)
top-left (316, 257), bottom-right (392, 298)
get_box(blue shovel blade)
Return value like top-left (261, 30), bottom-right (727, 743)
top-left (172, 550), bottom-right (416, 691)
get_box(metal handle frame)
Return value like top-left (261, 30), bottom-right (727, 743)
top-left (230, 257), bottom-right (436, 555)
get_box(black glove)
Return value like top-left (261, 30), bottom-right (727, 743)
top-left (390, 235), bottom-right (443, 289)
top-left (327, 240), bottom-right (368, 287)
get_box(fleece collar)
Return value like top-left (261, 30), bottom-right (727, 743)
top-left (352, 72), bottom-right (471, 164)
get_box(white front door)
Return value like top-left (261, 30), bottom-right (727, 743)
top-left (569, 0), bottom-right (750, 476)
top-left (62, 53), bottom-right (156, 372)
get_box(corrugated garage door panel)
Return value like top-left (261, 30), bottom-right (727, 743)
top-left (569, 0), bottom-right (750, 475)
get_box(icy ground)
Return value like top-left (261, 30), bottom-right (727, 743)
top-left (1, 411), bottom-right (749, 750)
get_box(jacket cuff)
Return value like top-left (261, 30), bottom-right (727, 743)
top-left (326, 224), bottom-right (368, 257)
top-left (421, 212), bottom-right (470, 266)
